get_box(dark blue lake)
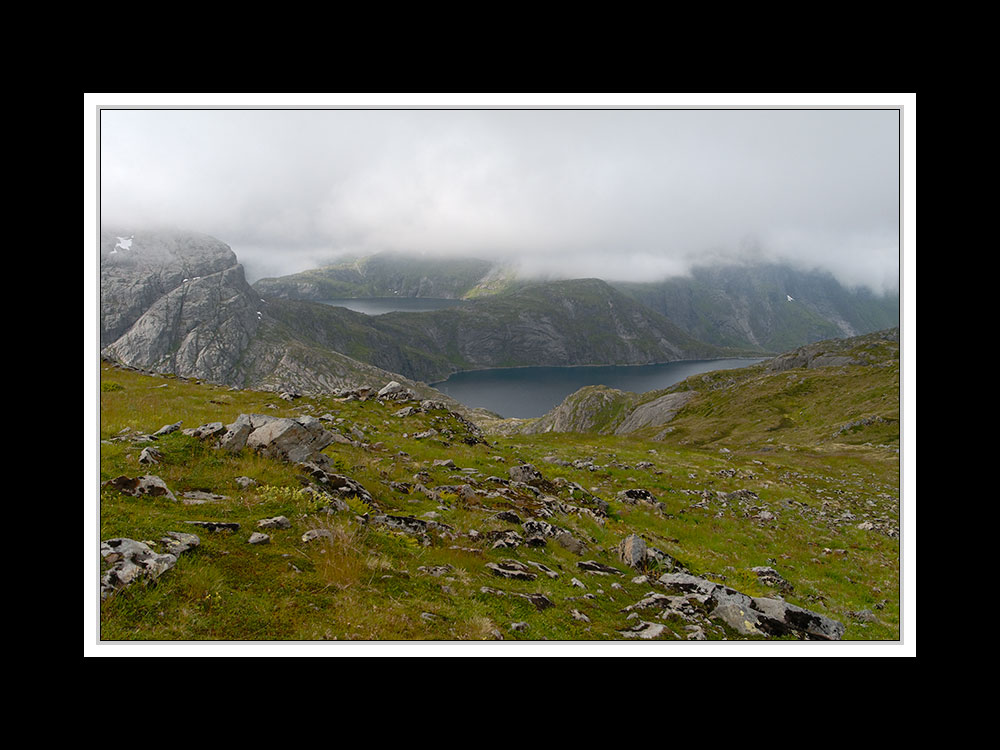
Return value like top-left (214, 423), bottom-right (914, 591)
top-left (431, 359), bottom-right (765, 418)
top-left (319, 298), bottom-right (466, 315)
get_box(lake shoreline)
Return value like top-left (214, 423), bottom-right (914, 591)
top-left (428, 357), bottom-right (769, 419)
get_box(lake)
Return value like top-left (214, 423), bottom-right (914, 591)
top-left (319, 297), bottom-right (467, 315)
top-left (431, 359), bottom-right (765, 418)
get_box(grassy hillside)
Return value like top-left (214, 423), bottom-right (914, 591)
top-left (96, 338), bottom-right (901, 642)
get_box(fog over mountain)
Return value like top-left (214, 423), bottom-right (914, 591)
top-left (100, 107), bottom-right (900, 293)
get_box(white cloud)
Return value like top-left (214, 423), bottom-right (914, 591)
top-left (99, 105), bottom-right (900, 291)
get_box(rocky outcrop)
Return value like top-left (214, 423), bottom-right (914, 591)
top-left (101, 229), bottom-right (262, 383)
top-left (99, 228), bottom-right (464, 403)
top-left (522, 385), bottom-right (695, 437)
top-left (652, 572), bottom-right (844, 640)
top-left (100, 532), bottom-right (200, 599)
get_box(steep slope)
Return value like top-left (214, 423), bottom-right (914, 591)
top-left (612, 263), bottom-right (899, 353)
top-left (363, 278), bottom-right (731, 381)
top-left (99, 229), bottom-right (453, 400)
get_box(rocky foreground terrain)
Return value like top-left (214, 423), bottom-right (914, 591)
top-left (98, 331), bottom-right (899, 641)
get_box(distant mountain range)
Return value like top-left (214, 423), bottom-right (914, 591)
top-left (99, 230), bottom-right (898, 398)
top-left (254, 251), bottom-right (899, 354)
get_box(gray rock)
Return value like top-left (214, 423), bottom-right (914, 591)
top-left (248, 532), bottom-right (270, 545)
top-left (301, 529), bottom-right (334, 543)
top-left (752, 597), bottom-right (846, 640)
top-left (138, 446), bottom-right (162, 465)
top-left (555, 531), bottom-right (586, 555)
top-left (617, 488), bottom-right (657, 505)
top-left (508, 463), bottom-right (543, 485)
top-left (100, 532), bottom-right (199, 600)
top-left (235, 476), bottom-right (257, 489)
top-left (102, 474), bottom-right (177, 502)
top-left (751, 566), bottom-right (793, 592)
top-left (486, 560), bottom-right (537, 581)
top-left (257, 515), bottom-right (292, 530)
top-left (185, 520), bottom-right (240, 532)
top-left (182, 422), bottom-right (226, 439)
top-left (180, 490), bottom-right (227, 505)
top-left (618, 621), bottom-right (666, 639)
top-left (577, 560), bottom-right (625, 576)
top-left (246, 417), bottom-right (334, 463)
top-left (618, 534), bottom-right (647, 569)
top-left (152, 421), bottom-right (182, 437)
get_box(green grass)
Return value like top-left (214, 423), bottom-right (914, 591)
top-left (97, 353), bottom-right (900, 643)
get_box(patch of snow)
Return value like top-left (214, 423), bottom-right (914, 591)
top-left (786, 295), bottom-right (795, 302)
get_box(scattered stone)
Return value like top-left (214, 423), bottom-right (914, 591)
top-left (301, 529), bottom-right (334, 543)
top-left (102, 474), bottom-right (177, 502)
top-left (618, 621), bottom-right (666, 640)
top-left (653, 571), bottom-right (844, 640)
top-left (413, 429), bottom-right (438, 440)
top-left (508, 463), bottom-right (543, 485)
top-left (578, 560), bottom-right (625, 576)
top-left (248, 532), bottom-right (270, 545)
top-left (185, 520), bottom-right (240, 533)
top-left (487, 529), bottom-right (524, 549)
top-left (496, 510), bottom-right (522, 524)
top-left (618, 534), bottom-right (648, 570)
top-left (486, 560), bottom-right (537, 581)
top-left (152, 421), bottom-right (182, 437)
top-left (138, 446), bottom-right (162, 465)
top-left (524, 561), bottom-right (559, 579)
top-left (152, 534), bottom-right (196, 561)
top-left (510, 622), bottom-right (529, 632)
top-left (849, 609), bottom-right (878, 624)
top-left (570, 609), bottom-right (591, 623)
top-left (433, 459), bottom-right (456, 468)
top-left (182, 422), bottom-right (226, 439)
top-left (616, 488), bottom-right (657, 505)
top-left (100, 532), bottom-right (199, 599)
top-left (751, 566), bottom-right (793, 592)
top-left (235, 476), bottom-right (257, 489)
top-left (571, 577), bottom-right (587, 589)
top-left (180, 490), bottom-right (227, 505)
top-left (394, 406), bottom-right (417, 418)
top-left (555, 531), bottom-right (586, 555)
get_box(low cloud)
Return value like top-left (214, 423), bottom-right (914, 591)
top-left (100, 107), bottom-right (900, 293)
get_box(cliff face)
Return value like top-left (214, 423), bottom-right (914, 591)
top-left (100, 229), bottom-right (263, 383)
top-left (98, 229), bottom-right (446, 399)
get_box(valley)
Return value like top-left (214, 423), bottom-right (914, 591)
top-left (96, 230), bottom-right (902, 644)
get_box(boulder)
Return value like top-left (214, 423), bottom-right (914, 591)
top-left (246, 416), bottom-right (334, 463)
top-left (508, 463), bottom-right (543, 485)
top-left (100, 532), bottom-right (199, 599)
top-left (257, 515), bottom-right (292, 530)
top-left (618, 534), bottom-right (647, 569)
top-left (102, 474), bottom-right (177, 502)
top-left (486, 560), bottom-right (537, 581)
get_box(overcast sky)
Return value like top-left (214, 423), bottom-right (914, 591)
top-left (100, 106), bottom-right (900, 292)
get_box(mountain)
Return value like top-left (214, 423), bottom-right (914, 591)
top-left (611, 263), bottom-right (899, 353)
top-left (252, 251), bottom-right (507, 300)
top-left (101, 230), bottom-right (733, 391)
top-left (99, 229), bottom-right (454, 400)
